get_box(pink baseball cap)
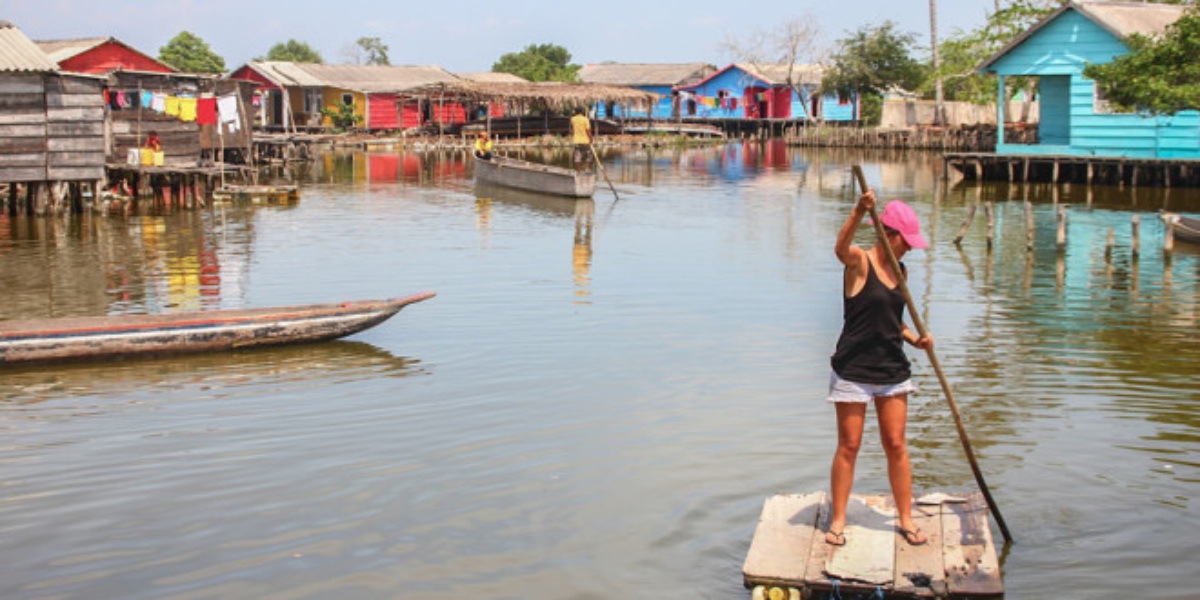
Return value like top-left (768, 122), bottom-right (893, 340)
top-left (877, 200), bottom-right (928, 249)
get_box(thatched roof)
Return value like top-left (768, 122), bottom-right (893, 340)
top-left (458, 72), bottom-right (528, 84)
top-left (405, 80), bottom-right (662, 108)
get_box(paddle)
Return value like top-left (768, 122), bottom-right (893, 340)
top-left (851, 165), bottom-right (1014, 545)
top-left (590, 144), bottom-right (620, 201)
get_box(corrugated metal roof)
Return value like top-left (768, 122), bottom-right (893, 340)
top-left (248, 61), bottom-right (328, 87)
top-left (578, 63), bottom-right (716, 86)
top-left (0, 21), bottom-right (59, 72)
top-left (979, 1), bottom-right (1187, 70)
top-left (734, 63), bottom-right (824, 86)
top-left (35, 37), bottom-right (110, 63)
top-left (458, 72), bottom-right (528, 84)
top-left (298, 64), bottom-right (461, 93)
top-left (1075, 0), bottom-right (1185, 39)
top-left (244, 62), bottom-right (461, 92)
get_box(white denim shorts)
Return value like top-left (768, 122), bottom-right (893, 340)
top-left (826, 371), bottom-right (917, 403)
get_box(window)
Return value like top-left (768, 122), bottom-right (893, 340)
top-left (342, 93), bottom-right (354, 106)
top-left (303, 89), bottom-right (322, 113)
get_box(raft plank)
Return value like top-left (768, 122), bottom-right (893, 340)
top-left (894, 501), bottom-right (946, 597)
top-left (741, 492), bottom-right (824, 588)
top-left (944, 493), bottom-right (1004, 598)
top-left (824, 495), bottom-right (895, 585)
top-left (743, 492), bottom-right (1003, 598)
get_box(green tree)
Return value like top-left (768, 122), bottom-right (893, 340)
top-left (822, 21), bottom-right (927, 124)
top-left (492, 44), bottom-right (579, 82)
top-left (262, 39), bottom-right (323, 63)
top-left (158, 31), bottom-right (225, 74)
top-left (927, 0), bottom-right (1060, 105)
top-left (1084, 6), bottom-right (1200, 114)
top-left (356, 37), bottom-right (390, 65)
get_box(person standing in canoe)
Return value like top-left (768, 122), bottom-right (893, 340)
top-left (826, 189), bottom-right (933, 548)
top-left (570, 106), bottom-right (592, 173)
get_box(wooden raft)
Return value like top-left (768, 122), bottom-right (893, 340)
top-left (743, 491), bottom-right (1003, 599)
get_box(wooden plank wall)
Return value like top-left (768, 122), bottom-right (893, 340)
top-left (0, 74), bottom-right (105, 184)
top-left (0, 74), bottom-right (49, 183)
top-left (46, 75), bottom-right (106, 182)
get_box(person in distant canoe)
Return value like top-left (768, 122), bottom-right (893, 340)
top-left (473, 131), bottom-right (493, 161)
top-left (145, 130), bottom-right (161, 152)
top-left (825, 189), bottom-right (933, 548)
top-left (569, 107), bottom-right (592, 173)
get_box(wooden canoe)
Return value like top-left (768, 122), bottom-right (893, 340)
top-left (1161, 212), bottom-right (1200, 245)
top-left (474, 156), bottom-right (595, 198)
top-left (0, 292), bottom-right (435, 366)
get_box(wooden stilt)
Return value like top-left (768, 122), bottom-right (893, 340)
top-left (1056, 205), bottom-right (1067, 249)
top-left (1132, 215), bottom-right (1141, 257)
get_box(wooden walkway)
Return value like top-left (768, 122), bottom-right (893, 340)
top-left (743, 491), bottom-right (1003, 599)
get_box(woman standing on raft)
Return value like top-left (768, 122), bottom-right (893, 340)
top-left (825, 189), bottom-right (933, 547)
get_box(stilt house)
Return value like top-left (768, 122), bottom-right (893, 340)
top-left (0, 21), bottom-right (106, 211)
top-left (674, 63), bottom-right (859, 122)
top-left (979, 1), bottom-right (1195, 158)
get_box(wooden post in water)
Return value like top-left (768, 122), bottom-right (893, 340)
top-left (1024, 200), bottom-right (1035, 251)
top-left (1056, 206), bottom-right (1067, 249)
top-left (1132, 215), bottom-right (1141, 257)
top-left (1164, 219), bottom-right (1175, 254)
top-left (954, 204), bottom-right (977, 246)
top-left (986, 201), bottom-right (995, 251)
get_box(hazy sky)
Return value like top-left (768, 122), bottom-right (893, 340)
top-left (8, 0), bottom-right (1000, 72)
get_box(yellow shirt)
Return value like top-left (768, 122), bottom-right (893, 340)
top-left (474, 138), bottom-right (493, 153)
top-left (570, 114), bottom-right (591, 144)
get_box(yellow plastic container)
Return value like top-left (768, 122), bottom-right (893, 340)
top-left (153, 151), bottom-right (165, 167)
top-left (141, 148), bottom-right (154, 166)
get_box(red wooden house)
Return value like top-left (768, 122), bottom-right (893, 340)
top-left (35, 37), bottom-right (177, 75)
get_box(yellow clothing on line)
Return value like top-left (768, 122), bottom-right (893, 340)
top-left (164, 96), bottom-right (181, 116)
top-left (179, 98), bottom-right (197, 122)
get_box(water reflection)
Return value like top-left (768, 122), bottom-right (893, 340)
top-left (0, 341), bottom-right (425, 407)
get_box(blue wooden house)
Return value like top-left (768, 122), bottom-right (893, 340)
top-left (578, 63), bottom-right (715, 119)
top-left (673, 63), bottom-right (858, 122)
top-left (979, 1), bottom-right (1194, 158)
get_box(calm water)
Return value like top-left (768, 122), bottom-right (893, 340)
top-left (2, 144), bottom-right (1199, 599)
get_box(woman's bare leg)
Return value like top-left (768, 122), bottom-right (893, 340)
top-left (828, 402), bottom-right (867, 543)
top-left (876, 393), bottom-right (926, 544)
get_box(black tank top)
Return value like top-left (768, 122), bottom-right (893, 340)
top-left (830, 256), bottom-right (911, 384)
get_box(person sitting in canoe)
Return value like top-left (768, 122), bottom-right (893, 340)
top-left (474, 131), bottom-right (493, 161)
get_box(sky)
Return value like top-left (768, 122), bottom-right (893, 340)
top-left (7, 0), bottom-right (1001, 72)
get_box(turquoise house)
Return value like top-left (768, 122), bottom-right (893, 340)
top-left (979, 1), bottom-right (1195, 158)
top-left (674, 63), bottom-right (858, 123)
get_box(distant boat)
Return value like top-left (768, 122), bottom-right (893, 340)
top-left (1161, 212), bottom-right (1200, 245)
top-left (0, 292), bottom-right (434, 366)
top-left (474, 156), bottom-right (595, 198)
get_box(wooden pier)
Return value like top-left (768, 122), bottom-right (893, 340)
top-left (743, 491), bottom-right (1003, 599)
top-left (945, 153), bottom-right (1200, 188)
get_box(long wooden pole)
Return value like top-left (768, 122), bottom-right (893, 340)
top-left (851, 165), bottom-right (1013, 544)
top-left (590, 144), bottom-right (619, 201)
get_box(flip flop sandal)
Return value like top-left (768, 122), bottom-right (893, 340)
top-left (897, 526), bottom-right (927, 546)
top-left (825, 530), bottom-right (847, 546)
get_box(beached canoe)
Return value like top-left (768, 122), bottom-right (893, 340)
top-left (474, 156), bottom-right (595, 198)
top-left (0, 292), bottom-right (435, 365)
top-left (1161, 212), bottom-right (1200, 245)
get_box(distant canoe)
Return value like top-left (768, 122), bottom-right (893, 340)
top-left (1162, 212), bottom-right (1200, 245)
top-left (474, 156), bottom-right (595, 198)
top-left (461, 116), bottom-right (621, 138)
top-left (0, 292), bottom-right (435, 366)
